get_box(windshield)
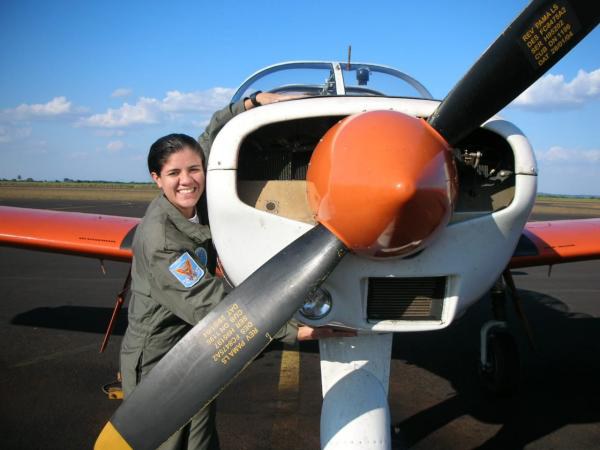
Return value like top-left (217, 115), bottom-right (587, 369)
top-left (231, 61), bottom-right (432, 102)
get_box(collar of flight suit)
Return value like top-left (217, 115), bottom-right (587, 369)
top-left (157, 193), bottom-right (212, 245)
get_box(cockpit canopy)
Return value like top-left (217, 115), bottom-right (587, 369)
top-left (231, 61), bottom-right (433, 101)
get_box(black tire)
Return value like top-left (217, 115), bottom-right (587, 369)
top-left (479, 331), bottom-right (520, 397)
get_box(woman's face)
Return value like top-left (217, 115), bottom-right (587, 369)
top-left (151, 147), bottom-right (205, 218)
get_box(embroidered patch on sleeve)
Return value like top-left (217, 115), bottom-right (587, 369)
top-left (195, 247), bottom-right (208, 266)
top-left (169, 252), bottom-right (205, 288)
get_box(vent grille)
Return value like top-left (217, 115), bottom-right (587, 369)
top-left (367, 277), bottom-right (445, 321)
top-left (238, 150), bottom-right (311, 180)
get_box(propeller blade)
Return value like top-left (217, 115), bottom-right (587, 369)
top-left (428, 0), bottom-right (599, 146)
top-left (95, 224), bottom-right (347, 450)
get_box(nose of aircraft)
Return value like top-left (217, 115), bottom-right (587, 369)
top-left (307, 110), bottom-right (457, 257)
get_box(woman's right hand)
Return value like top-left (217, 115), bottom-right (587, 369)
top-left (297, 325), bottom-right (357, 341)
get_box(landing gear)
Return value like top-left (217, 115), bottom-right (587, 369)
top-left (479, 326), bottom-right (519, 396)
top-left (478, 276), bottom-right (521, 397)
top-left (99, 269), bottom-right (131, 353)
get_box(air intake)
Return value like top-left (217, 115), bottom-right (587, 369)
top-left (367, 277), bottom-right (445, 321)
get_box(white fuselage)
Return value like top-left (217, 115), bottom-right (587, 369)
top-left (207, 96), bottom-right (537, 333)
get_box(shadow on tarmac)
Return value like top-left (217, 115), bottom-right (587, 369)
top-left (11, 306), bottom-right (128, 335)
top-left (8, 280), bottom-right (600, 449)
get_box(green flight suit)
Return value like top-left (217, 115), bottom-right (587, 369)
top-left (120, 193), bottom-right (224, 450)
top-left (121, 100), bottom-right (298, 450)
top-left (121, 194), bottom-right (298, 449)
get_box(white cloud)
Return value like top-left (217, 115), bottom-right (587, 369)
top-left (77, 87), bottom-right (234, 129)
top-left (2, 96), bottom-right (74, 120)
top-left (536, 146), bottom-right (600, 163)
top-left (106, 140), bottom-right (125, 152)
top-left (77, 97), bottom-right (161, 128)
top-left (582, 149), bottom-right (600, 162)
top-left (161, 87), bottom-right (234, 113)
top-left (512, 69), bottom-right (600, 110)
top-left (111, 88), bottom-right (133, 98)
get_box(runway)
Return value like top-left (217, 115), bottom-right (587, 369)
top-left (1, 199), bottom-right (599, 449)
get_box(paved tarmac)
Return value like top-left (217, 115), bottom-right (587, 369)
top-left (1, 199), bottom-right (599, 449)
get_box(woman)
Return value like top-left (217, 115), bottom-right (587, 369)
top-left (121, 133), bottom-right (233, 450)
top-left (121, 133), bottom-right (352, 450)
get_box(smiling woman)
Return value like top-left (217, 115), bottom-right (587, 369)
top-left (121, 133), bottom-right (228, 449)
top-left (148, 134), bottom-right (206, 219)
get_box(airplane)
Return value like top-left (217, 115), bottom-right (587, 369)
top-left (1, 0), bottom-right (599, 449)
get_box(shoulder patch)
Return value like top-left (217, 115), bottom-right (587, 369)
top-left (169, 252), bottom-right (205, 288)
top-left (195, 247), bottom-right (208, 266)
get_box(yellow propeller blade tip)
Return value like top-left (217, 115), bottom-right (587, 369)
top-left (94, 422), bottom-right (132, 450)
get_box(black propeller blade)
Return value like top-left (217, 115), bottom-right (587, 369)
top-left (95, 225), bottom-right (347, 449)
top-left (428, 0), bottom-right (599, 146)
top-left (96, 1), bottom-right (599, 448)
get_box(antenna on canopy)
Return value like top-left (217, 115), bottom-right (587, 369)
top-left (347, 45), bottom-right (352, 70)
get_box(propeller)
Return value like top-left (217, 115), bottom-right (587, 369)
top-left (428, 0), bottom-right (599, 146)
top-left (96, 1), bottom-right (599, 448)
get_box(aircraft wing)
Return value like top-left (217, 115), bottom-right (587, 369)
top-left (0, 206), bottom-right (138, 262)
top-left (2, 206), bottom-right (599, 268)
top-left (510, 218), bottom-right (600, 268)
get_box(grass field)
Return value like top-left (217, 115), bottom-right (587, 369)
top-left (0, 181), bottom-right (158, 201)
top-left (533, 196), bottom-right (600, 218)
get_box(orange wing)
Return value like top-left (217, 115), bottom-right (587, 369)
top-left (2, 206), bottom-right (599, 268)
top-left (0, 206), bottom-right (139, 261)
top-left (510, 218), bottom-right (600, 268)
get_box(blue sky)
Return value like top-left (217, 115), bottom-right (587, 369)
top-left (1, 0), bottom-right (598, 195)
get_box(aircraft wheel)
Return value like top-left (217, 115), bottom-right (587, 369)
top-left (479, 331), bottom-right (519, 397)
